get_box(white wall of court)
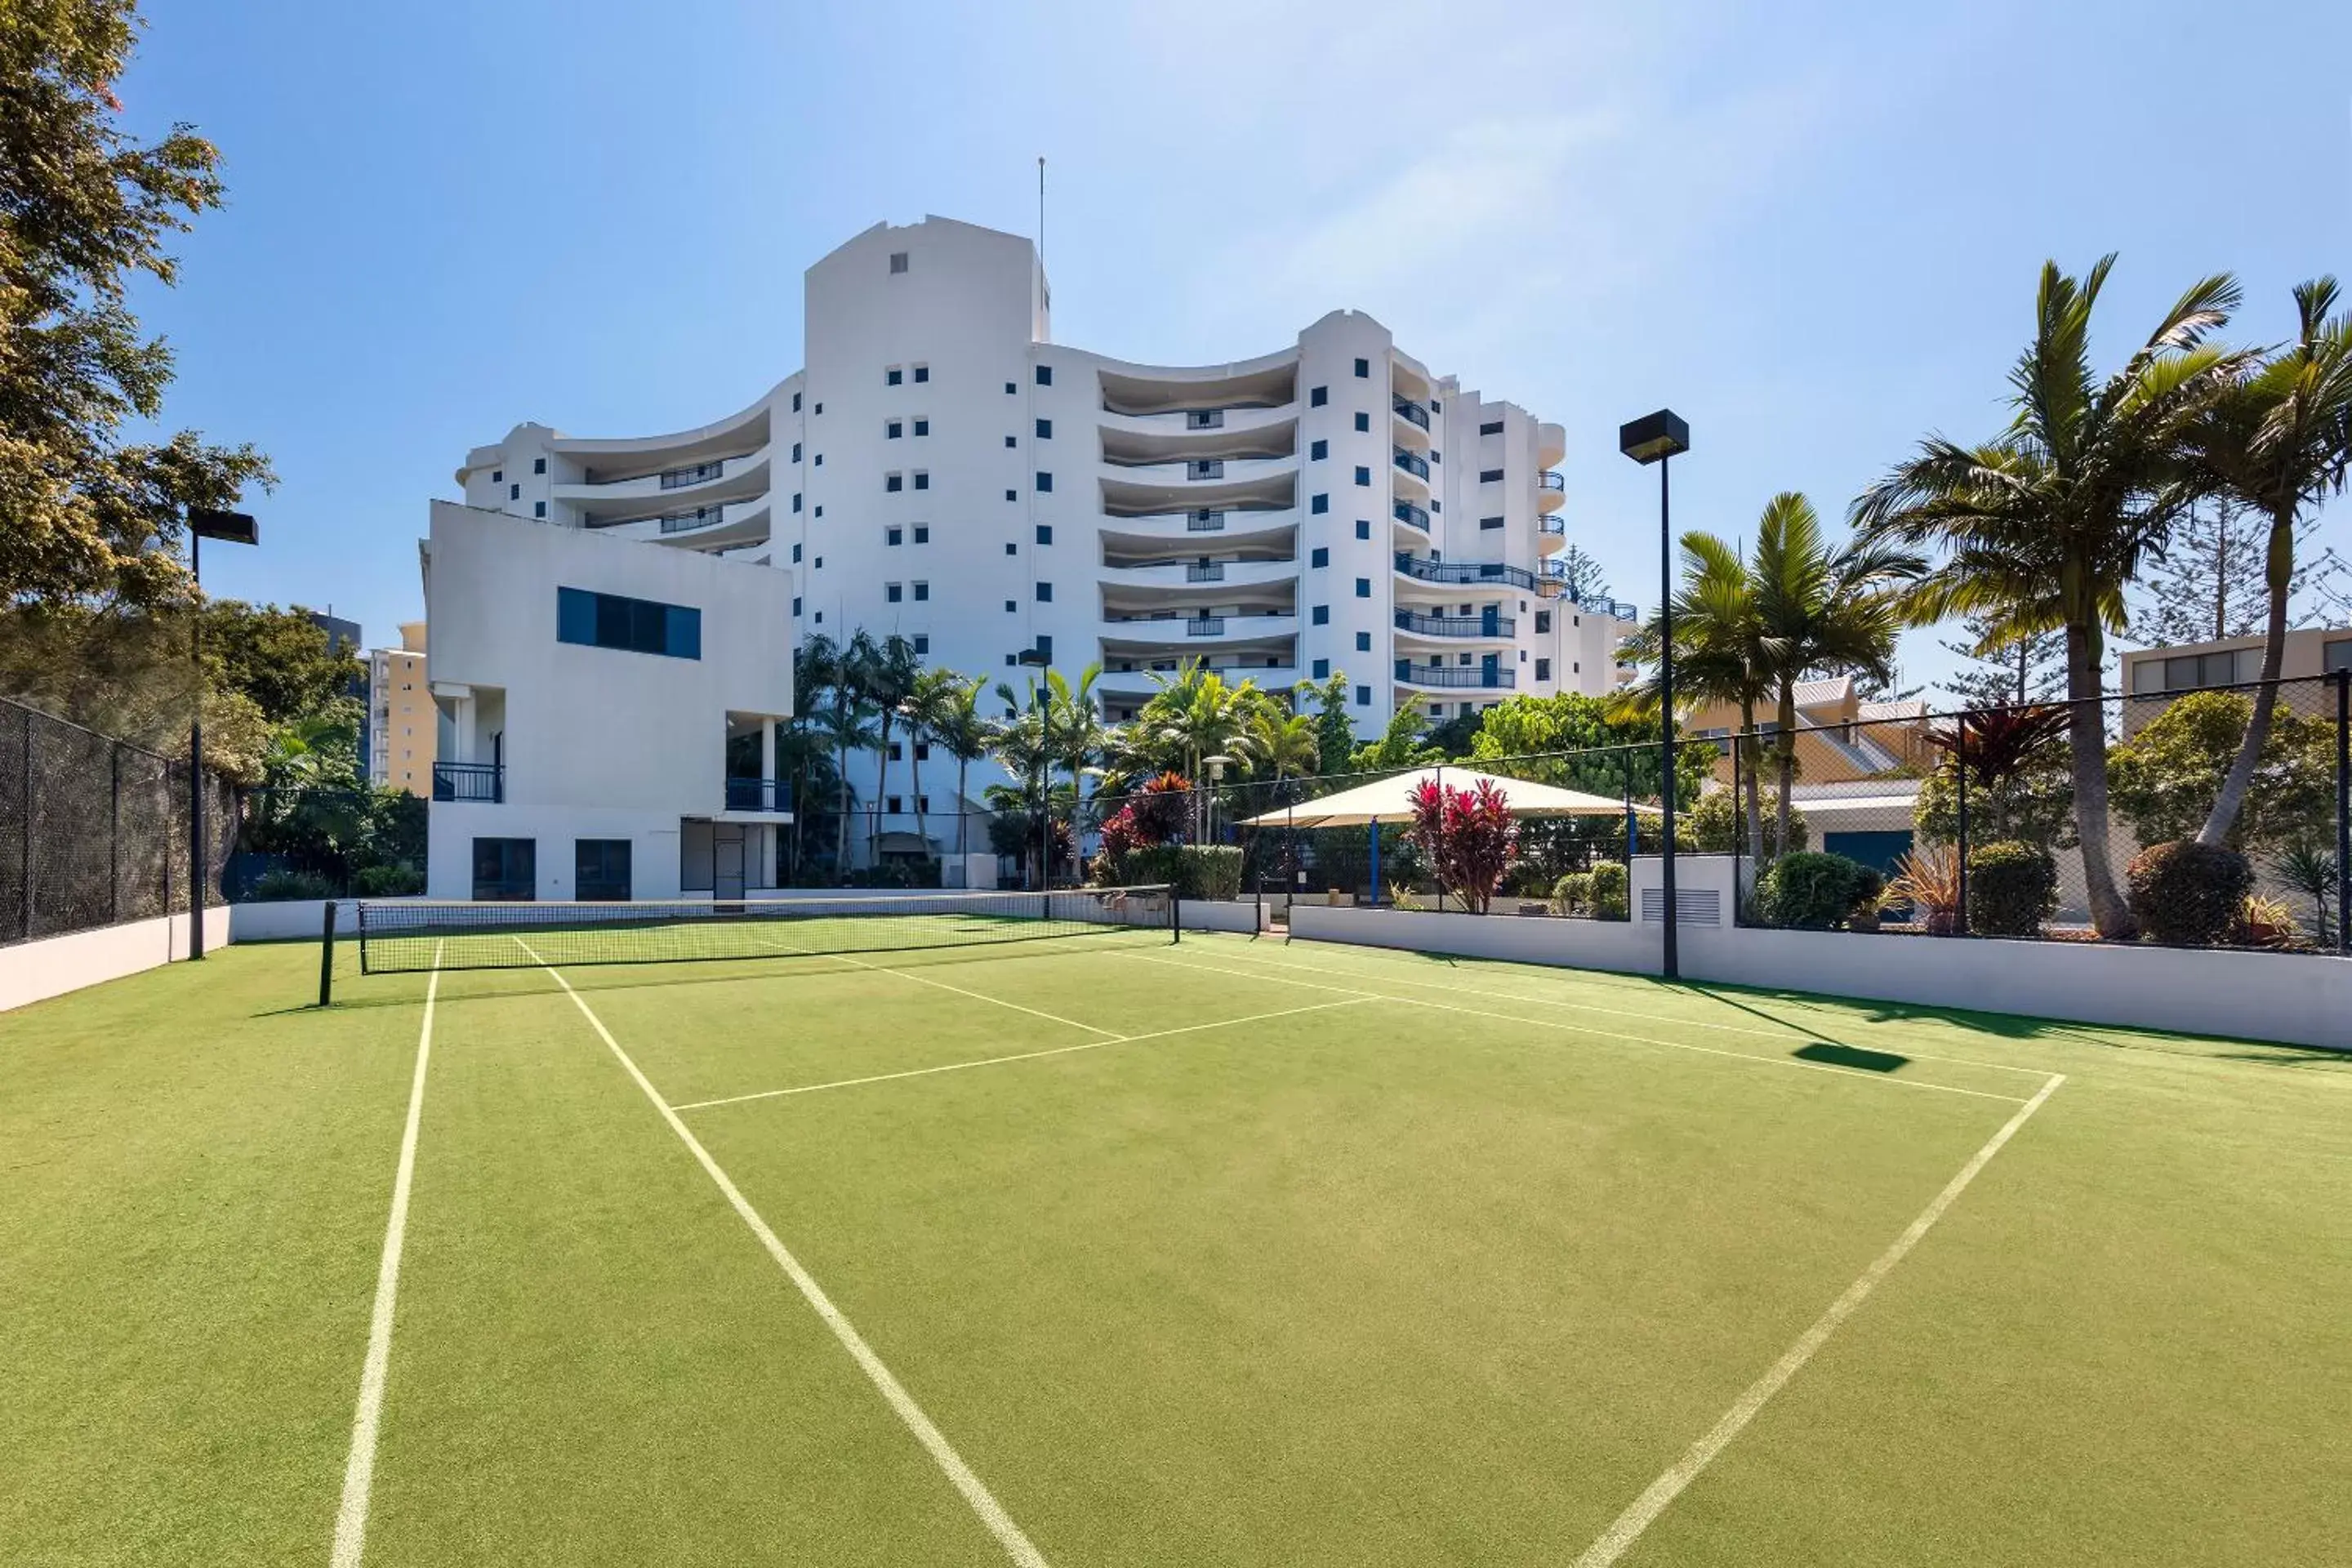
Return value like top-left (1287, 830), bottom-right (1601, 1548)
top-left (0, 907), bottom-right (231, 1014)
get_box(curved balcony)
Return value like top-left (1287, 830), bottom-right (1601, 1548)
top-left (559, 444), bottom-right (771, 519)
top-left (1097, 405), bottom-right (1298, 461)
top-left (1392, 448), bottom-right (1430, 480)
top-left (1392, 501), bottom-right (1430, 532)
top-left (1097, 359), bottom-right (1298, 418)
top-left (1395, 553), bottom-right (1542, 594)
top-left (539, 392), bottom-right (773, 485)
top-left (1537, 470), bottom-right (1566, 514)
top-left (591, 495), bottom-right (770, 551)
top-left (1102, 470), bottom-right (1296, 519)
top-left (1535, 514), bottom-right (1566, 554)
top-left (1395, 608), bottom-right (1517, 640)
top-left (1392, 396), bottom-right (1432, 432)
top-left (1098, 507), bottom-right (1299, 544)
top-left (1098, 557), bottom-right (1298, 592)
top-left (1537, 421), bottom-right (1567, 468)
top-left (1102, 610), bottom-right (1298, 646)
top-left (1394, 662), bottom-right (1516, 692)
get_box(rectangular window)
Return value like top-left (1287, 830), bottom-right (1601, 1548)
top-left (1005, 599), bottom-right (1017, 612)
top-left (532, 457), bottom-right (546, 474)
top-left (1036, 523), bottom-right (1053, 545)
top-left (533, 501), bottom-right (546, 518)
top-left (792, 596), bottom-right (802, 617)
top-left (1005, 543), bottom-right (1017, 556)
top-left (913, 364), bottom-right (929, 383)
top-left (791, 493), bottom-right (802, 513)
top-left (491, 470), bottom-right (501, 483)
top-left (1005, 381), bottom-right (1018, 395)
top-left (1535, 611), bottom-right (1552, 633)
top-left (508, 483), bottom-right (520, 501)
top-left (471, 838), bottom-right (535, 902)
top-left (1309, 439), bottom-right (1328, 461)
top-left (1035, 471), bottom-right (1052, 492)
top-left (1036, 365), bottom-right (1053, 385)
top-left (911, 634), bottom-right (929, 655)
top-left (913, 418), bottom-right (929, 436)
top-left (888, 367), bottom-right (903, 385)
top-left (791, 392), bottom-right (802, 412)
top-left (1311, 493), bottom-right (1329, 514)
top-left (887, 583), bottom-right (902, 603)
top-left (1310, 385), bottom-right (1329, 408)
top-left (1354, 577), bottom-right (1371, 599)
top-left (886, 526), bottom-right (903, 546)
top-left (1355, 631), bottom-right (1371, 652)
top-left (1310, 546), bottom-right (1330, 568)
top-left (1535, 658), bottom-right (1552, 682)
top-left (913, 581), bottom-right (929, 602)
top-left (1355, 685), bottom-right (1371, 706)
top-left (912, 524), bottom-right (929, 543)
top-left (886, 473), bottom-right (903, 492)
top-left (1480, 468), bottom-right (1504, 483)
top-left (1005, 488), bottom-right (1018, 501)
top-left (1480, 420), bottom-right (1504, 435)
top-left (1036, 582), bottom-right (1053, 602)
top-left (1480, 514), bottom-right (1504, 530)
top-left (913, 470), bottom-right (929, 491)
top-left (1036, 417), bottom-right (1052, 439)
top-left (886, 796), bottom-right (903, 814)
top-left (1353, 357), bottom-right (1370, 377)
top-left (556, 586), bottom-right (701, 660)
top-left (791, 442), bottom-right (802, 461)
top-left (1354, 519), bottom-right (1370, 540)
top-left (1311, 605), bottom-right (1330, 625)
top-left (2325, 638), bottom-right (2352, 673)
top-left (1005, 434), bottom-right (1018, 448)
top-left (1034, 634), bottom-right (1053, 664)
top-left (1353, 466), bottom-right (1371, 486)
top-left (887, 421), bottom-right (902, 439)
top-left (889, 251), bottom-right (908, 274)
top-left (915, 742), bottom-right (931, 762)
top-left (575, 840), bottom-right (631, 901)
top-left (1312, 658), bottom-right (1330, 679)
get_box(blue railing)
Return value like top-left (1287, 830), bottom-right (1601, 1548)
top-left (724, 777), bottom-right (791, 813)
top-left (659, 460), bottom-right (727, 490)
top-left (1396, 553), bottom-right (1539, 591)
top-left (1392, 397), bottom-right (1430, 430)
top-left (432, 761), bottom-right (503, 803)
top-left (1393, 501), bottom-right (1429, 530)
top-left (1393, 662), bottom-right (1516, 689)
top-left (1395, 609), bottom-right (1515, 639)
top-left (1185, 617), bottom-right (1227, 636)
top-left (1538, 515), bottom-right (1565, 535)
top-left (1393, 448), bottom-right (1430, 480)
top-left (1539, 470), bottom-right (1566, 492)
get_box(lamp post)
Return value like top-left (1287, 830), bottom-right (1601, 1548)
top-left (1618, 411), bottom-right (1689, 979)
top-left (185, 507), bottom-right (259, 959)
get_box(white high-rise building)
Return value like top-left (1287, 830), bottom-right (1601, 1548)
top-left (454, 215), bottom-right (1636, 841)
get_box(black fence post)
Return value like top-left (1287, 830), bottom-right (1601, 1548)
top-left (318, 900), bottom-right (338, 1006)
top-left (2336, 668), bottom-right (2349, 956)
top-left (20, 707), bottom-right (34, 942)
top-left (1728, 733), bottom-right (1741, 924)
top-left (109, 744), bottom-right (121, 926)
top-left (1954, 711), bottom-right (1971, 937)
top-left (1432, 762), bottom-right (1446, 915)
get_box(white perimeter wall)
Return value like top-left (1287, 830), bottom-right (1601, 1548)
top-left (0, 907), bottom-right (231, 1014)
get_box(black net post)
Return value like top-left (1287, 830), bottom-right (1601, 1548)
top-left (1432, 762), bottom-right (1445, 915)
top-left (318, 900), bottom-right (338, 1006)
top-left (1954, 711), bottom-right (1971, 937)
top-left (17, 707), bottom-right (32, 942)
top-left (2336, 668), bottom-right (2349, 956)
top-left (1285, 795), bottom-right (1295, 922)
top-left (1727, 732), bottom-right (1740, 921)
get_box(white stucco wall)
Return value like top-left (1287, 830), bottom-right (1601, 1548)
top-left (0, 907), bottom-right (230, 1014)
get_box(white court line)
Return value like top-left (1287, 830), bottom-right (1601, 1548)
top-left (1571, 1071), bottom-right (2067, 1567)
top-left (673, 997), bottom-right (1379, 1111)
top-left (800, 948), bottom-right (1125, 1040)
top-left (515, 940), bottom-right (1053, 1568)
top-left (1129, 952), bottom-right (2032, 1103)
top-left (330, 942), bottom-right (443, 1568)
top-left (1197, 942), bottom-right (2055, 1080)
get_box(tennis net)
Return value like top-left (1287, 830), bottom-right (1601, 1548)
top-left (355, 884), bottom-right (1178, 974)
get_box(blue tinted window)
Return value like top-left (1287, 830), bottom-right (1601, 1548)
top-left (557, 586), bottom-right (701, 660)
top-left (1312, 659), bottom-right (1330, 679)
top-left (1310, 547), bottom-right (1329, 568)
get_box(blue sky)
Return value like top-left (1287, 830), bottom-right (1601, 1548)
top-left (120, 0), bottom-right (2350, 697)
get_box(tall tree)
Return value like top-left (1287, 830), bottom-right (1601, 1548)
top-left (858, 633), bottom-right (922, 865)
top-left (1551, 542), bottom-right (1613, 605)
top-left (827, 633), bottom-right (880, 872)
top-left (1043, 663), bottom-right (1110, 885)
top-left (2, 0), bottom-right (271, 611)
top-left (899, 665), bottom-right (967, 866)
top-left (1855, 257), bottom-right (2251, 937)
top-left (2185, 278), bottom-right (2352, 848)
top-left (925, 672), bottom-right (997, 871)
top-left (1297, 671), bottom-right (1356, 775)
top-left (1936, 612), bottom-right (2065, 710)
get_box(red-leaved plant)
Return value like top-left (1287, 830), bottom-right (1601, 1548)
top-left (1403, 777), bottom-right (1518, 913)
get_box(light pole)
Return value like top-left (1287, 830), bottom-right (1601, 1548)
top-left (185, 507), bottom-right (258, 959)
top-left (1618, 411), bottom-right (1689, 979)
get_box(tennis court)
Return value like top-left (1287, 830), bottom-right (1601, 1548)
top-left (3, 894), bottom-right (2346, 1566)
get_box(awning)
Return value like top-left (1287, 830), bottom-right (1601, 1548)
top-left (1237, 767), bottom-right (1662, 829)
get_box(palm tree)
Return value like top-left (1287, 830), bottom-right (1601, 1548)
top-left (927, 673), bottom-right (996, 873)
top-left (1043, 663), bottom-right (1111, 885)
top-left (899, 664), bottom-right (967, 868)
top-left (860, 633), bottom-right (923, 866)
top-left (1137, 660), bottom-right (1261, 840)
top-left (1250, 704), bottom-right (1322, 786)
top-left (990, 680), bottom-right (1054, 887)
top-left (786, 634), bottom-right (840, 882)
top-left (829, 632), bottom-right (881, 873)
top-left (1854, 256), bottom-right (2251, 938)
top-left (1749, 492), bottom-right (1924, 854)
top-left (1616, 532), bottom-right (1773, 865)
top-left (2189, 278), bottom-right (2352, 847)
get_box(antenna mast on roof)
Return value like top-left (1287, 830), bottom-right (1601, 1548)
top-left (1037, 156), bottom-right (1046, 270)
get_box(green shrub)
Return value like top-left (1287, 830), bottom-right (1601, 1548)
top-left (1179, 844), bottom-right (1244, 902)
top-left (1684, 787), bottom-right (1808, 857)
top-left (2127, 840), bottom-right (2254, 947)
top-left (1758, 851), bottom-right (1866, 930)
top-left (1846, 864), bottom-right (1886, 931)
top-left (1588, 860), bottom-right (1629, 921)
top-left (1966, 841), bottom-right (2056, 938)
top-left (1550, 871), bottom-right (1592, 916)
top-left (249, 867), bottom-right (336, 902)
top-left (352, 861), bottom-right (425, 898)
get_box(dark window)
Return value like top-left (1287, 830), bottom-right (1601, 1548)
top-left (915, 742), bottom-right (931, 761)
top-left (491, 469), bottom-right (501, 482)
top-left (1033, 634), bottom-right (1053, 663)
top-left (1005, 542), bottom-right (1018, 556)
top-left (791, 493), bottom-right (802, 513)
top-left (471, 838), bottom-right (535, 902)
top-left (888, 421), bottom-right (902, 439)
top-left (912, 634), bottom-right (929, 655)
top-left (1036, 418), bottom-right (1052, 439)
top-left (1355, 685), bottom-right (1371, 706)
top-left (1535, 611), bottom-right (1551, 633)
top-left (913, 365), bottom-right (929, 383)
top-left (1354, 412), bottom-right (1370, 433)
top-left (913, 581), bottom-right (929, 602)
top-left (887, 526), bottom-right (903, 546)
top-left (1312, 658), bottom-right (1330, 679)
top-left (1005, 381), bottom-right (1017, 394)
top-left (887, 368), bottom-right (903, 386)
top-left (575, 840), bottom-right (631, 901)
top-left (791, 442), bottom-right (802, 461)
top-left (886, 474), bottom-right (902, 492)
top-left (791, 392), bottom-right (802, 412)
top-left (1311, 605), bottom-right (1330, 625)
top-left (1005, 599), bottom-right (1017, 612)
top-left (1005, 434), bottom-right (1018, 448)
top-left (889, 251), bottom-right (908, 274)
top-left (1036, 523), bottom-right (1052, 544)
top-left (1310, 439), bottom-right (1328, 461)
top-left (791, 543), bottom-right (802, 562)
top-left (1480, 514), bottom-right (1504, 530)
top-left (1480, 468), bottom-right (1504, 483)
top-left (509, 483), bottom-right (520, 501)
top-left (813, 452), bottom-right (823, 466)
top-left (1036, 582), bottom-right (1053, 602)
top-left (913, 418), bottom-right (929, 436)
top-left (912, 524), bottom-right (929, 543)
top-left (1310, 546), bottom-right (1329, 567)
top-left (1480, 420), bottom-right (1504, 435)
top-left (1036, 365), bottom-right (1053, 385)
top-left (1355, 631), bottom-right (1371, 652)
top-left (813, 403), bottom-right (823, 415)
top-left (557, 586), bottom-right (701, 659)
top-left (1311, 493), bottom-right (1329, 514)
top-left (1310, 385), bottom-right (1328, 407)
top-left (913, 470), bottom-right (929, 490)
top-left (1035, 471), bottom-right (1052, 492)
top-left (1353, 357), bottom-right (1370, 377)
top-left (1535, 658), bottom-right (1552, 681)
top-left (1354, 519), bottom-right (1370, 540)
top-left (1005, 488), bottom-right (1018, 501)
top-left (887, 583), bottom-right (902, 603)
top-left (887, 796), bottom-right (902, 814)
top-left (1354, 577), bottom-right (1371, 599)
top-left (533, 501), bottom-right (546, 518)
top-left (1354, 466), bottom-right (1371, 486)
top-left (791, 597), bottom-right (801, 617)
top-left (532, 457), bottom-right (546, 474)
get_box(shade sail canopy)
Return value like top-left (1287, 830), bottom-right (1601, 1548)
top-left (1237, 767), bottom-right (1664, 829)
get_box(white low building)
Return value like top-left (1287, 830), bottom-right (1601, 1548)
top-left (448, 214), bottom-right (1637, 864)
top-left (420, 502), bottom-right (795, 900)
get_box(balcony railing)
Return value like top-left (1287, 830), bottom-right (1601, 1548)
top-left (1185, 409), bottom-right (1226, 430)
top-left (1187, 562), bottom-right (1226, 582)
top-left (1395, 609), bottom-right (1515, 639)
top-left (659, 506), bottom-right (729, 533)
top-left (433, 761), bottom-right (504, 803)
top-left (1393, 448), bottom-right (1430, 480)
top-left (1185, 617), bottom-right (1227, 636)
top-left (724, 777), bottom-right (791, 813)
top-left (1187, 509), bottom-right (1226, 531)
top-left (1187, 459), bottom-right (1225, 480)
top-left (1393, 501), bottom-right (1429, 530)
top-left (1537, 515), bottom-right (1565, 536)
top-left (1396, 553), bottom-right (1539, 591)
top-left (660, 460), bottom-right (726, 490)
top-left (1392, 396), bottom-right (1430, 430)
top-left (1539, 470), bottom-right (1566, 492)
top-left (1394, 662), bottom-right (1516, 689)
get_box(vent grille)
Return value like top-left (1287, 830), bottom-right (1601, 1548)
top-left (1640, 888), bottom-right (1721, 926)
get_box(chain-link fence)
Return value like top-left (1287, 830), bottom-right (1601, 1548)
top-left (1728, 673), bottom-right (2350, 953)
top-left (0, 695), bottom-right (234, 947)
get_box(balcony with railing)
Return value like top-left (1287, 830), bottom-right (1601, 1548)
top-left (1392, 396), bottom-right (1431, 431)
top-left (1392, 448), bottom-right (1430, 480)
top-left (1539, 470), bottom-right (1566, 492)
top-left (433, 760), bottom-right (504, 803)
top-left (1187, 562), bottom-right (1225, 582)
top-left (557, 444), bottom-right (770, 515)
top-left (1396, 553), bottom-right (1540, 592)
top-left (723, 777), bottom-right (791, 814)
top-left (1394, 661), bottom-right (1517, 690)
top-left (1393, 501), bottom-right (1430, 531)
top-left (660, 460), bottom-right (726, 490)
top-left (1395, 608), bottom-right (1517, 639)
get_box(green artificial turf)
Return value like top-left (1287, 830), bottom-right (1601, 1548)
top-left (2, 930), bottom-right (2345, 1566)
